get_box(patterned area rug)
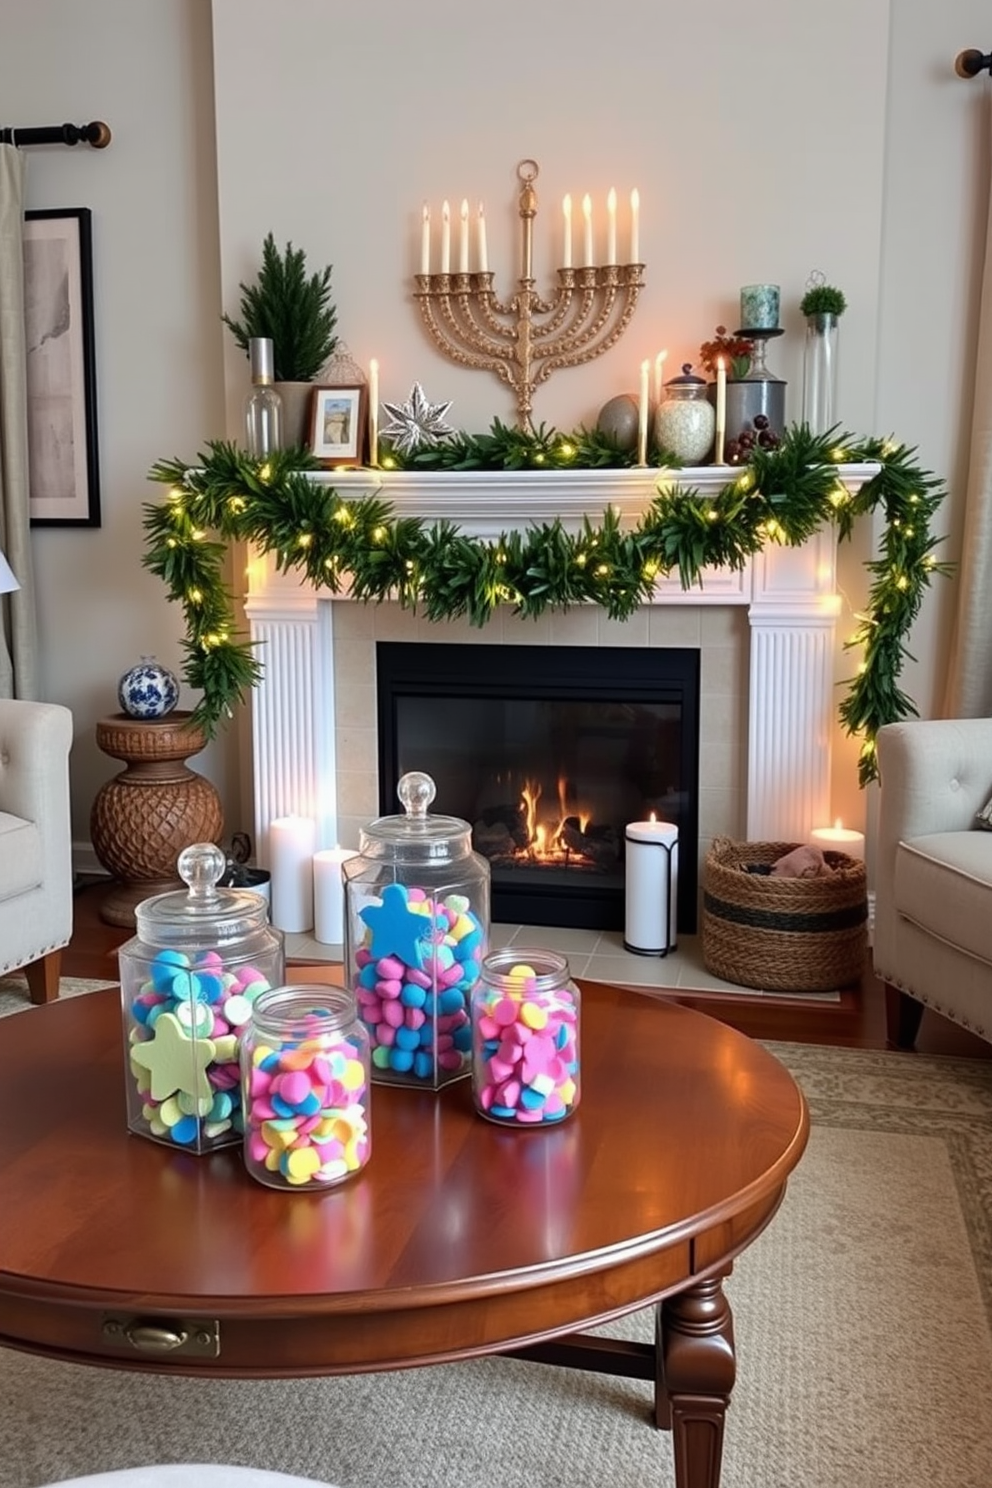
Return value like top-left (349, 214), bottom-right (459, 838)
top-left (1, 988), bottom-right (990, 1486)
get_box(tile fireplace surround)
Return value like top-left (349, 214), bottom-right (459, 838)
top-left (244, 463), bottom-right (878, 902)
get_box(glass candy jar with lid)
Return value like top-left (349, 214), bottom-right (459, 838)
top-left (344, 770), bottom-right (490, 1089)
top-left (471, 947), bottom-right (581, 1125)
top-left (654, 363), bottom-right (716, 466)
top-left (241, 983), bottom-right (371, 1190)
top-left (118, 841), bottom-right (285, 1152)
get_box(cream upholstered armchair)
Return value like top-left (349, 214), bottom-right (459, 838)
top-left (0, 698), bottom-right (74, 1002)
top-left (874, 717), bottom-right (992, 1048)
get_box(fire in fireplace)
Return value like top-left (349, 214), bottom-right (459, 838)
top-left (376, 642), bottom-right (700, 933)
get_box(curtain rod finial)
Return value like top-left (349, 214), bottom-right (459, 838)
top-left (956, 48), bottom-right (991, 79)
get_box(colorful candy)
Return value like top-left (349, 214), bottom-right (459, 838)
top-left (126, 947), bottom-right (276, 1149)
top-left (242, 999), bottom-right (371, 1190)
top-left (471, 959), bottom-right (580, 1125)
top-left (352, 884), bottom-right (484, 1086)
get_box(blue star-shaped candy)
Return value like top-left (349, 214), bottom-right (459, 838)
top-left (359, 882), bottom-right (430, 969)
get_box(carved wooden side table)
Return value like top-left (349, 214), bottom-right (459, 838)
top-left (90, 712), bottom-right (224, 928)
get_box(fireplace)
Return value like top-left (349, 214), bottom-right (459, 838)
top-left (375, 642), bottom-right (700, 933)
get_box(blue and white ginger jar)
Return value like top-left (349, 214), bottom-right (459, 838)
top-left (118, 656), bottom-right (180, 719)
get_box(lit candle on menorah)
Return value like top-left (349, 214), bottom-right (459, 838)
top-left (415, 158), bottom-right (644, 430)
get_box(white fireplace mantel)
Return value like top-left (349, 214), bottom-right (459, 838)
top-left (244, 463), bottom-right (880, 861)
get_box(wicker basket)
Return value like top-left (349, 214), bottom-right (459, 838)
top-left (702, 837), bottom-right (868, 992)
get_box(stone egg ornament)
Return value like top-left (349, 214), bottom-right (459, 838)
top-left (118, 657), bottom-right (180, 719)
top-left (596, 393), bottom-right (640, 451)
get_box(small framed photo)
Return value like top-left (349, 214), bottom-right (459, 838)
top-left (308, 384), bottom-right (367, 467)
top-left (23, 207), bottom-right (101, 527)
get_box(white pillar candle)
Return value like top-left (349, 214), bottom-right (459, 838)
top-left (629, 187), bottom-right (640, 263)
top-left (582, 193), bottom-right (593, 267)
top-left (809, 821), bottom-right (865, 860)
top-left (477, 201), bottom-right (488, 272)
top-left (269, 815), bottom-right (317, 932)
top-left (459, 198), bottom-right (470, 272)
top-left (313, 847), bottom-right (358, 947)
top-left (637, 359), bottom-right (650, 466)
top-left (653, 348), bottom-right (668, 408)
top-left (562, 193), bottom-right (572, 269)
top-left (714, 356), bottom-right (727, 464)
top-left (624, 819), bottom-right (679, 956)
top-left (440, 200), bottom-right (450, 274)
top-left (368, 358), bottom-right (379, 467)
top-left (606, 187), bottom-right (617, 264)
top-left (420, 202), bottom-right (430, 275)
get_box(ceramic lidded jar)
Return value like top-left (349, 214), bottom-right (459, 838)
top-left (344, 770), bottom-right (491, 1089)
top-left (118, 841), bottom-right (285, 1152)
top-left (654, 364), bottom-right (716, 466)
top-left (118, 656), bottom-right (180, 719)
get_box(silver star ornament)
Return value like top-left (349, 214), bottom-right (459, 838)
top-left (380, 383), bottom-right (455, 454)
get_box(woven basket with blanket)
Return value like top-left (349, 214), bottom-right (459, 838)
top-left (702, 837), bottom-right (868, 992)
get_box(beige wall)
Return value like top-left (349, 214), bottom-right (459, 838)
top-left (1, 0), bottom-right (989, 867)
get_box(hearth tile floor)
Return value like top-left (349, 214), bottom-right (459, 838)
top-left (284, 924), bottom-right (841, 1003)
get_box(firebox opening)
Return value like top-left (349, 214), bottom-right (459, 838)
top-left (376, 643), bottom-right (700, 933)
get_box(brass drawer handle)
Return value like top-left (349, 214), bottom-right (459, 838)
top-left (124, 1324), bottom-right (187, 1353)
top-left (101, 1313), bottom-right (220, 1358)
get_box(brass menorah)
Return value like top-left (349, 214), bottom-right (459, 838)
top-left (414, 159), bottom-right (645, 430)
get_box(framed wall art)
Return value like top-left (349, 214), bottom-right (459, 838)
top-left (308, 383), bottom-right (367, 467)
top-left (23, 207), bottom-right (101, 526)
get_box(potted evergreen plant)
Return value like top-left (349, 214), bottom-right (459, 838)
top-left (799, 280), bottom-right (846, 434)
top-left (223, 233), bottom-right (339, 447)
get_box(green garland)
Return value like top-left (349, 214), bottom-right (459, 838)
top-left (143, 422), bottom-right (951, 785)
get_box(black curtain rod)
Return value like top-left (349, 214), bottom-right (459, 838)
top-left (957, 49), bottom-right (992, 78)
top-left (0, 121), bottom-right (111, 148)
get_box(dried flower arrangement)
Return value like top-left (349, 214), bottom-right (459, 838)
top-left (699, 325), bottom-right (754, 380)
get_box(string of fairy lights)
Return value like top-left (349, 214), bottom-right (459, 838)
top-left (142, 422), bottom-right (950, 785)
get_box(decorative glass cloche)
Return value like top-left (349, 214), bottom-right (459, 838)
top-left (118, 656), bottom-right (180, 719)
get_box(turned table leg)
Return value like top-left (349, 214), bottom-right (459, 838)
top-left (659, 1275), bottom-right (736, 1488)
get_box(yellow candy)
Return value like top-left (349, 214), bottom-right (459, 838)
top-left (159, 1095), bottom-right (184, 1127)
top-left (252, 1043), bottom-right (276, 1066)
top-left (341, 1058), bottom-right (366, 1092)
top-left (283, 1146), bottom-right (321, 1181)
top-left (520, 1001), bottom-right (548, 1030)
top-left (559, 1077), bottom-right (577, 1105)
top-left (213, 1034), bottom-right (239, 1062)
top-left (508, 964), bottom-right (536, 982)
top-left (261, 1120), bottom-right (295, 1151)
top-left (451, 913), bottom-right (476, 942)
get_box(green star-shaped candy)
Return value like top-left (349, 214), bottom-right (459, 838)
top-left (359, 882), bottom-right (430, 969)
top-left (129, 1011), bottom-right (216, 1103)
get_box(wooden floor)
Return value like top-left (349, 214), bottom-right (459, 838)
top-left (65, 881), bottom-right (992, 1059)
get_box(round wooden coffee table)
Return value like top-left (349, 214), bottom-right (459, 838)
top-left (0, 983), bottom-right (807, 1488)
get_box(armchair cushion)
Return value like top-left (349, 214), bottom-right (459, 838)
top-left (894, 833), bottom-right (992, 966)
top-left (0, 811), bottom-right (43, 901)
top-left (0, 699), bottom-right (74, 1001)
top-left (874, 717), bottom-right (992, 1046)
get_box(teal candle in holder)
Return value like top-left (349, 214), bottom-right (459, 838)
top-left (740, 284), bottom-right (780, 330)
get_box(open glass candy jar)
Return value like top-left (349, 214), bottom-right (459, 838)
top-left (471, 948), bottom-right (581, 1125)
top-left (344, 770), bottom-right (490, 1089)
top-left (241, 984), bottom-right (371, 1190)
top-left (118, 841), bottom-right (284, 1152)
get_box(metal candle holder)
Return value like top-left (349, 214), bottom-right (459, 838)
top-left (414, 159), bottom-right (645, 430)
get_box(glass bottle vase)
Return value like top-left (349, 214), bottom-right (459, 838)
top-left (244, 336), bottom-right (283, 456)
top-left (801, 312), bottom-right (839, 435)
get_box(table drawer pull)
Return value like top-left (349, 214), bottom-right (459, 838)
top-left (101, 1314), bottom-right (220, 1358)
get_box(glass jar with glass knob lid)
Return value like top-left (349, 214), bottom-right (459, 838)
top-left (344, 770), bottom-right (491, 1089)
top-left (117, 841), bottom-right (284, 1152)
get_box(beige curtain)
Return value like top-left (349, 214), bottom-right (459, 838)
top-left (946, 95), bottom-right (992, 717)
top-left (0, 142), bottom-right (38, 698)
